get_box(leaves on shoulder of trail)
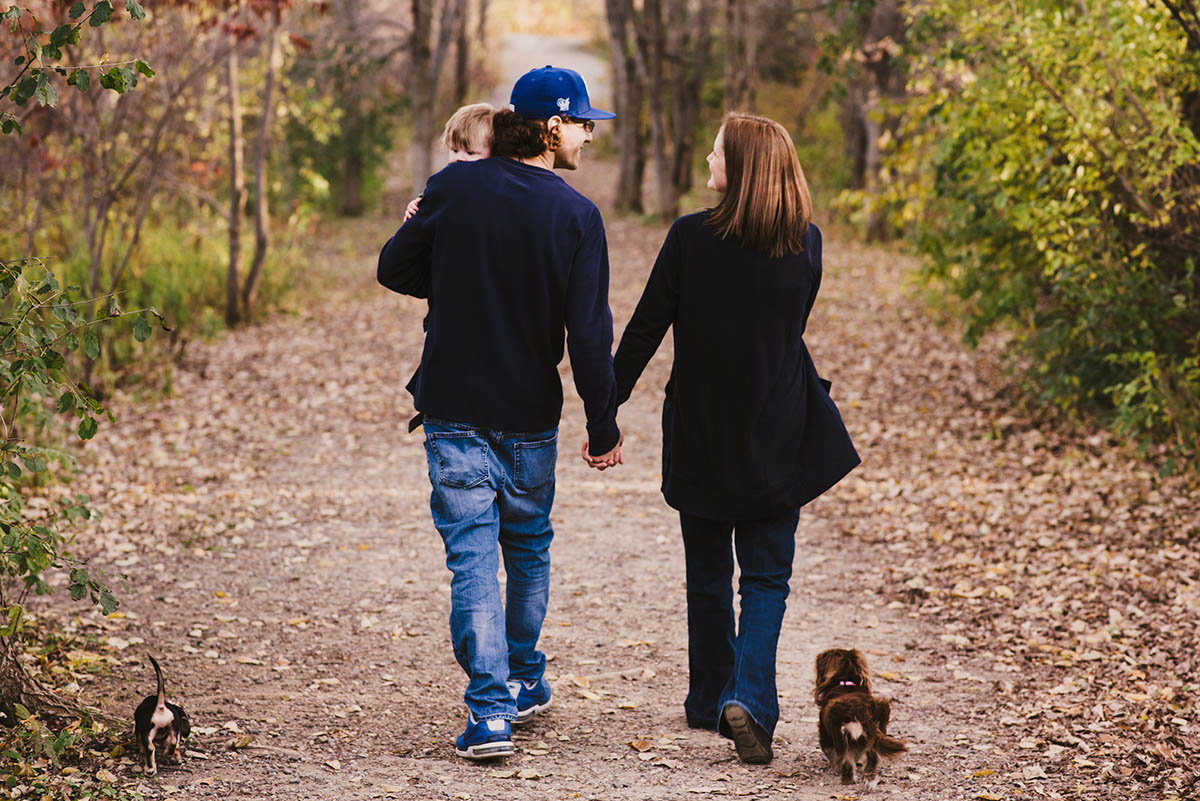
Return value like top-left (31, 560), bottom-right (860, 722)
top-left (807, 244), bottom-right (1200, 796)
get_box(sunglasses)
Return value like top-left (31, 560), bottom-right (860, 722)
top-left (564, 118), bottom-right (595, 133)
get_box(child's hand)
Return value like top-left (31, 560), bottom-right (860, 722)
top-left (403, 196), bottom-right (421, 221)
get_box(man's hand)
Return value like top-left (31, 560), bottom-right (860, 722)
top-left (581, 435), bottom-right (623, 471)
top-left (403, 196), bottom-right (421, 222)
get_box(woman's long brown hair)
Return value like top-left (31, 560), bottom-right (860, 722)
top-left (706, 112), bottom-right (813, 258)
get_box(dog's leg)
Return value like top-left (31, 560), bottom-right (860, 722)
top-left (139, 732), bottom-right (151, 774)
top-left (819, 724), bottom-right (836, 767)
top-left (840, 756), bottom-right (854, 784)
top-left (145, 735), bottom-right (158, 776)
top-left (863, 750), bottom-right (880, 792)
top-left (165, 728), bottom-right (180, 765)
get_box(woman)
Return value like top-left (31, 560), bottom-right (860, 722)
top-left (611, 113), bottom-right (860, 764)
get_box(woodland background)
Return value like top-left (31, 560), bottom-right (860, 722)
top-left (0, 0), bottom-right (1198, 799)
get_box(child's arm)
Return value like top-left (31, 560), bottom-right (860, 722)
top-left (403, 195), bottom-right (422, 222)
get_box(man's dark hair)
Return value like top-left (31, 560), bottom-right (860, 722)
top-left (492, 109), bottom-right (561, 159)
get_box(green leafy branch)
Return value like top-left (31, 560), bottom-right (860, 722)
top-left (0, 257), bottom-right (162, 630)
top-left (1, 0), bottom-right (151, 135)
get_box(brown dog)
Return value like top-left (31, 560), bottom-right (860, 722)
top-left (814, 649), bottom-right (905, 791)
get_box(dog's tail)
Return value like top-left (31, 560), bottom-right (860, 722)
top-left (875, 729), bottom-right (907, 755)
top-left (841, 721), bottom-right (866, 749)
top-left (149, 654), bottom-right (165, 707)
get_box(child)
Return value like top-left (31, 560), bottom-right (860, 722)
top-left (404, 102), bottom-right (495, 221)
top-left (402, 102), bottom-right (496, 432)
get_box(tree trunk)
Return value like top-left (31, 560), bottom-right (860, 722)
top-left (453, 1), bottom-right (469, 105)
top-left (670, 0), bottom-right (714, 196)
top-left (341, 97), bottom-right (365, 216)
top-left (635, 0), bottom-right (676, 218)
top-left (605, 0), bottom-right (645, 213)
top-left (339, 0), bottom-right (365, 217)
top-left (226, 38), bottom-right (247, 327)
top-left (723, 0), bottom-right (747, 110)
top-left (410, 0), bottom-right (434, 197)
top-left (856, 0), bottom-right (906, 240)
top-left (243, 11), bottom-right (284, 319)
top-left (409, 0), bottom-right (465, 196)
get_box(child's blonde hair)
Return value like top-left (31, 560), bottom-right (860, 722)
top-left (440, 103), bottom-right (495, 152)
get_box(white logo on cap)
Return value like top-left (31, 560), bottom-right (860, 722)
top-left (557, 97), bottom-right (570, 112)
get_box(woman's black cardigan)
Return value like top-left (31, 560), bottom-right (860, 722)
top-left (613, 212), bottom-right (860, 520)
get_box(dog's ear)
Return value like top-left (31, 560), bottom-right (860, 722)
top-left (848, 649), bottom-right (871, 691)
top-left (872, 697), bottom-right (892, 729)
top-left (815, 650), bottom-right (838, 686)
top-left (177, 708), bottom-right (192, 739)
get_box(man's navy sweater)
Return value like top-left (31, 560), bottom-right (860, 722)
top-left (377, 157), bottom-right (621, 455)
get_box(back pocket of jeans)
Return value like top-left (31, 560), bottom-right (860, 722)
top-left (513, 437), bottom-right (557, 492)
top-left (429, 432), bottom-right (489, 489)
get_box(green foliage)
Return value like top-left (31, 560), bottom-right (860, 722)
top-left (0, 636), bottom-right (146, 800)
top-left (1, 0), bottom-right (149, 135)
top-left (886, 0), bottom-right (1200, 467)
top-left (0, 257), bottom-right (161, 629)
top-left (283, 58), bottom-right (407, 216)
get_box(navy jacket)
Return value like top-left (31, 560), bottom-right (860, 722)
top-left (378, 158), bottom-right (620, 454)
top-left (613, 213), bottom-right (859, 519)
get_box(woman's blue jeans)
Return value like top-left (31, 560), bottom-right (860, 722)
top-left (423, 418), bottom-right (558, 722)
top-left (679, 508), bottom-right (800, 739)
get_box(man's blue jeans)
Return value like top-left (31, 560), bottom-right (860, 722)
top-left (423, 417), bottom-right (558, 722)
top-left (679, 508), bottom-right (800, 739)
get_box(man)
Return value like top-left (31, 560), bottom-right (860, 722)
top-left (377, 66), bottom-right (623, 761)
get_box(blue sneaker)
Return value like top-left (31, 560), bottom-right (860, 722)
top-left (455, 712), bottom-right (514, 760)
top-left (507, 677), bottom-right (552, 724)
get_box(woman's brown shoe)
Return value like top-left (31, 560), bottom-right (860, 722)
top-left (722, 703), bottom-right (773, 764)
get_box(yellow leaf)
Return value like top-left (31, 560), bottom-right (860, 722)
top-left (971, 769), bottom-right (996, 777)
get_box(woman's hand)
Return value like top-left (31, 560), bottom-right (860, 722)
top-left (581, 435), bottom-right (624, 470)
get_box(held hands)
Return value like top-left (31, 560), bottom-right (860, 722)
top-left (581, 435), bottom-right (624, 471)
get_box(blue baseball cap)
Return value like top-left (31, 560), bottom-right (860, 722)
top-left (509, 65), bottom-right (615, 121)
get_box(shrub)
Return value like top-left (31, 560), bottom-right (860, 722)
top-left (888, 0), bottom-right (1200, 467)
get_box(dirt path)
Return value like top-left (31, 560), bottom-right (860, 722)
top-left (46, 168), bottom-right (998, 801)
top-left (42, 36), bottom-right (1198, 801)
